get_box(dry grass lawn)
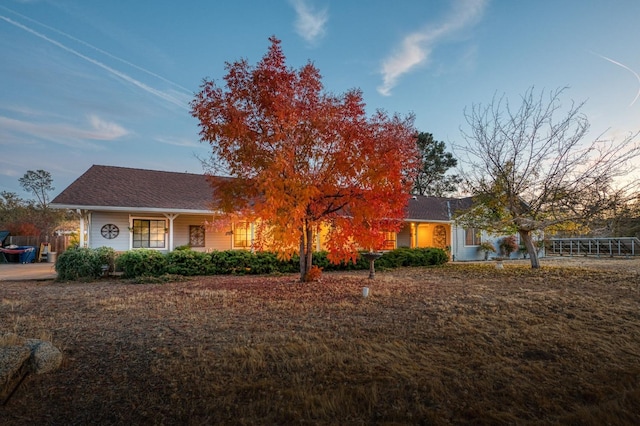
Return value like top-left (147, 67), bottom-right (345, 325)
top-left (1, 257), bottom-right (640, 425)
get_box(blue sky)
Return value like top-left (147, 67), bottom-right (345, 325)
top-left (1, 0), bottom-right (639, 200)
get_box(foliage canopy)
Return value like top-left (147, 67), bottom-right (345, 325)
top-left (191, 37), bottom-right (419, 280)
top-left (412, 132), bottom-right (460, 196)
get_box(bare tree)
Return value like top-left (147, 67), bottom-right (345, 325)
top-left (19, 169), bottom-right (54, 209)
top-left (455, 87), bottom-right (640, 268)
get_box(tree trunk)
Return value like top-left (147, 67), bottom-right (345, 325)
top-left (519, 229), bottom-right (540, 269)
top-left (299, 232), bottom-right (306, 282)
top-left (299, 222), bottom-right (314, 282)
top-left (306, 226), bottom-right (314, 278)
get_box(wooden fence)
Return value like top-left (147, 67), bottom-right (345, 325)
top-left (4, 235), bottom-right (73, 256)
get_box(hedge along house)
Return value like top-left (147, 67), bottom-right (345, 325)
top-left (50, 165), bottom-right (520, 261)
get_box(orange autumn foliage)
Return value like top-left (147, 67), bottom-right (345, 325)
top-left (191, 37), bottom-right (419, 280)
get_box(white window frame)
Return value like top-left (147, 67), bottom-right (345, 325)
top-left (233, 221), bottom-right (253, 249)
top-left (130, 217), bottom-right (168, 250)
top-left (464, 227), bottom-right (482, 246)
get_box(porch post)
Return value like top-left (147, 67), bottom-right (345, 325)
top-left (164, 214), bottom-right (179, 251)
top-left (77, 209), bottom-right (85, 248)
top-left (410, 223), bottom-right (416, 248)
top-left (250, 222), bottom-right (255, 252)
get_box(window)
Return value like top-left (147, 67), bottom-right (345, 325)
top-left (433, 225), bottom-right (447, 249)
top-left (383, 232), bottom-right (396, 250)
top-left (465, 228), bottom-right (481, 246)
top-left (132, 219), bottom-right (166, 248)
top-left (234, 222), bottom-right (251, 248)
top-left (189, 225), bottom-right (205, 247)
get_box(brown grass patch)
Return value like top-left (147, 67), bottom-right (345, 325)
top-left (1, 259), bottom-right (640, 424)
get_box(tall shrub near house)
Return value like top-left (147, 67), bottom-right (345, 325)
top-left (191, 37), bottom-right (419, 282)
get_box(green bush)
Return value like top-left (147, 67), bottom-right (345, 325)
top-left (95, 246), bottom-right (117, 273)
top-left (252, 251), bottom-right (294, 274)
top-left (116, 249), bottom-right (167, 278)
top-left (166, 249), bottom-right (214, 276)
top-left (55, 247), bottom-right (104, 281)
top-left (103, 247), bottom-right (448, 279)
top-left (206, 250), bottom-right (298, 275)
top-left (305, 251), bottom-right (367, 271)
top-left (377, 247), bottom-right (448, 268)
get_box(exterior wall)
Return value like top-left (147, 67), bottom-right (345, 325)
top-left (172, 215), bottom-right (231, 251)
top-left (451, 225), bottom-right (484, 261)
top-left (450, 227), bottom-right (541, 261)
top-left (88, 210), bottom-right (536, 262)
top-left (396, 226), bottom-right (412, 248)
top-left (398, 222), bottom-right (451, 251)
top-left (88, 212), bottom-right (233, 252)
top-left (89, 211), bottom-right (132, 251)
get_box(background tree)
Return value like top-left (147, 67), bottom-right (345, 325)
top-left (413, 132), bottom-right (461, 196)
top-left (2, 171), bottom-right (64, 238)
top-left (19, 169), bottom-right (54, 209)
top-left (455, 87), bottom-right (640, 268)
top-left (191, 37), bottom-right (419, 281)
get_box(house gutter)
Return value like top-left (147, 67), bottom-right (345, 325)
top-left (50, 204), bottom-right (216, 215)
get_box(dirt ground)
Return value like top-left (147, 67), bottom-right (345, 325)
top-left (1, 256), bottom-right (639, 425)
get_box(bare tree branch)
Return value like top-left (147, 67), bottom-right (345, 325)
top-left (455, 87), bottom-right (640, 268)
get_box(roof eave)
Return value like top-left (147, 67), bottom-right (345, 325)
top-left (49, 203), bottom-right (215, 215)
top-left (404, 218), bottom-right (451, 223)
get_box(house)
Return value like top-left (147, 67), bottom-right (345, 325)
top-left (50, 165), bottom-right (524, 261)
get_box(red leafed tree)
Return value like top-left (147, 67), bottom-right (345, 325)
top-left (191, 37), bottom-right (419, 281)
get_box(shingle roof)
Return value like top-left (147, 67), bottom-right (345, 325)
top-left (405, 195), bottom-right (474, 221)
top-left (51, 165), bottom-right (474, 220)
top-left (51, 165), bottom-right (217, 212)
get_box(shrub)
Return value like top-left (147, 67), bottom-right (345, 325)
top-left (377, 247), bottom-right (448, 268)
top-left (166, 249), bottom-right (214, 276)
top-left (116, 249), bottom-right (167, 278)
top-left (252, 251), bottom-right (293, 274)
top-left (209, 250), bottom-right (256, 274)
top-left (498, 235), bottom-right (519, 257)
top-left (308, 251), bottom-right (364, 271)
top-left (55, 247), bottom-right (104, 281)
top-left (95, 246), bottom-right (117, 273)
top-left (478, 241), bottom-right (496, 260)
top-left (304, 265), bottom-right (323, 282)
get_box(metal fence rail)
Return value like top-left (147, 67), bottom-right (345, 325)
top-left (547, 237), bottom-right (640, 257)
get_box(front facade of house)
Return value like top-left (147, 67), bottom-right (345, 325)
top-left (51, 165), bottom-right (529, 261)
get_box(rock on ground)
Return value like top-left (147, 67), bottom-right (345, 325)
top-left (24, 339), bottom-right (63, 374)
top-left (1, 334), bottom-right (62, 404)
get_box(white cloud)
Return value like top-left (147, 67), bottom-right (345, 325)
top-left (290, 0), bottom-right (328, 45)
top-left (155, 136), bottom-right (201, 148)
top-left (87, 115), bottom-right (129, 139)
top-left (0, 114), bottom-right (128, 147)
top-left (378, 0), bottom-right (488, 96)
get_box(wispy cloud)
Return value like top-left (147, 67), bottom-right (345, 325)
top-left (377, 0), bottom-right (487, 96)
top-left (590, 51), bottom-right (640, 107)
top-left (155, 136), bottom-right (201, 148)
top-left (0, 114), bottom-right (128, 147)
top-left (0, 5), bottom-right (192, 95)
top-left (290, 0), bottom-right (328, 45)
top-left (0, 14), bottom-right (189, 110)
